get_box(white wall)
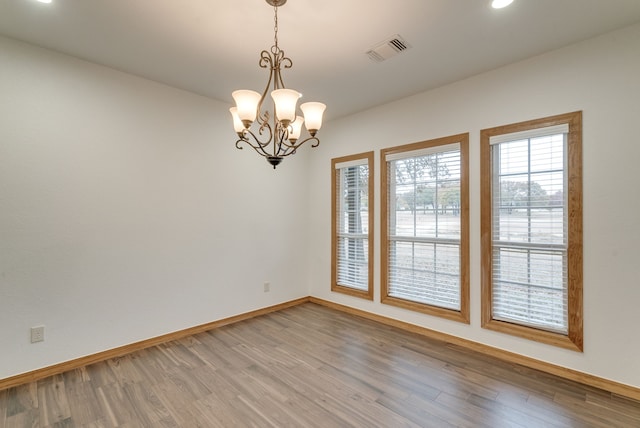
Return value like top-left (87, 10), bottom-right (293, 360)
top-left (0, 36), bottom-right (310, 379)
top-left (307, 23), bottom-right (640, 389)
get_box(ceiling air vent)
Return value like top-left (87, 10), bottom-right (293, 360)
top-left (366, 35), bottom-right (411, 62)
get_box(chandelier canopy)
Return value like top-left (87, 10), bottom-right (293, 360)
top-left (230, 0), bottom-right (326, 169)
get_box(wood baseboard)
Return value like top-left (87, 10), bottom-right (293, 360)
top-left (0, 297), bottom-right (310, 392)
top-left (309, 297), bottom-right (640, 402)
top-left (3, 295), bottom-right (638, 403)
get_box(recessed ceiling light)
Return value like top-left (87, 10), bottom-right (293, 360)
top-left (492, 0), bottom-right (514, 9)
top-left (36, 0), bottom-right (52, 3)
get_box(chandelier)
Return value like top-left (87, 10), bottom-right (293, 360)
top-left (229, 0), bottom-right (326, 169)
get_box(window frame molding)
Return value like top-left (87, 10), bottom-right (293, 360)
top-left (480, 111), bottom-right (583, 352)
top-left (381, 134), bottom-right (470, 323)
top-left (331, 151), bottom-right (375, 300)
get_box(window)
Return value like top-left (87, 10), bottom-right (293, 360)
top-left (331, 152), bottom-right (374, 300)
top-left (481, 112), bottom-right (583, 351)
top-left (381, 134), bottom-right (469, 323)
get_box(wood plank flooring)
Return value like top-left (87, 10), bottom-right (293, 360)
top-left (1, 303), bottom-right (639, 427)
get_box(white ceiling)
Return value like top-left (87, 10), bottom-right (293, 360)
top-left (2, 0), bottom-right (640, 120)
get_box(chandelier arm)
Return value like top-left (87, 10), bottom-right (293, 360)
top-left (257, 50), bottom-right (276, 125)
top-left (235, 128), bottom-right (275, 158)
top-left (272, 52), bottom-right (292, 90)
top-left (278, 145), bottom-right (297, 157)
top-left (235, 136), bottom-right (263, 153)
top-left (309, 137), bottom-right (321, 148)
top-left (281, 136), bottom-right (321, 154)
top-left (257, 114), bottom-right (273, 139)
top-left (274, 123), bottom-right (288, 156)
top-left (235, 137), bottom-right (271, 158)
top-left (281, 56), bottom-right (293, 70)
top-left (258, 49), bottom-right (273, 69)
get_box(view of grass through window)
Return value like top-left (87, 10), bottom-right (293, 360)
top-left (492, 133), bottom-right (568, 333)
top-left (388, 149), bottom-right (461, 309)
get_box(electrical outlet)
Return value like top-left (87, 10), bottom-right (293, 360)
top-left (263, 282), bottom-right (270, 292)
top-left (30, 326), bottom-right (45, 343)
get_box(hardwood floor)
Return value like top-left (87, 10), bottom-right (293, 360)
top-left (1, 303), bottom-right (639, 427)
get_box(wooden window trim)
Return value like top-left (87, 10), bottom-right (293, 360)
top-left (331, 151), bottom-right (374, 300)
top-left (381, 134), bottom-right (470, 323)
top-left (480, 111), bottom-right (583, 351)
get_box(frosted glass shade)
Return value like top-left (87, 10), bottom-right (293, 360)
top-left (300, 102), bottom-right (326, 134)
top-left (288, 116), bottom-right (304, 141)
top-left (229, 107), bottom-right (245, 133)
top-left (232, 90), bottom-right (261, 125)
top-left (271, 89), bottom-right (301, 124)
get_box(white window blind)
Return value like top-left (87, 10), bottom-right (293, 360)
top-left (336, 161), bottom-right (369, 291)
top-left (386, 145), bottom-right (462, 310)
top-left (491, 130), bottom-right (568, 333)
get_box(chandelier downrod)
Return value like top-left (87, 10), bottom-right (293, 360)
top-left (229, 0), bottom-right (326, 169)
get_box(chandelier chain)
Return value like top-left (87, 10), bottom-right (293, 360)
top-left (273, 5), bottom-right (279, 52)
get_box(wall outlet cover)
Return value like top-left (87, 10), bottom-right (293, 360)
top-left (30, 326), bottom-right (45, 343)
